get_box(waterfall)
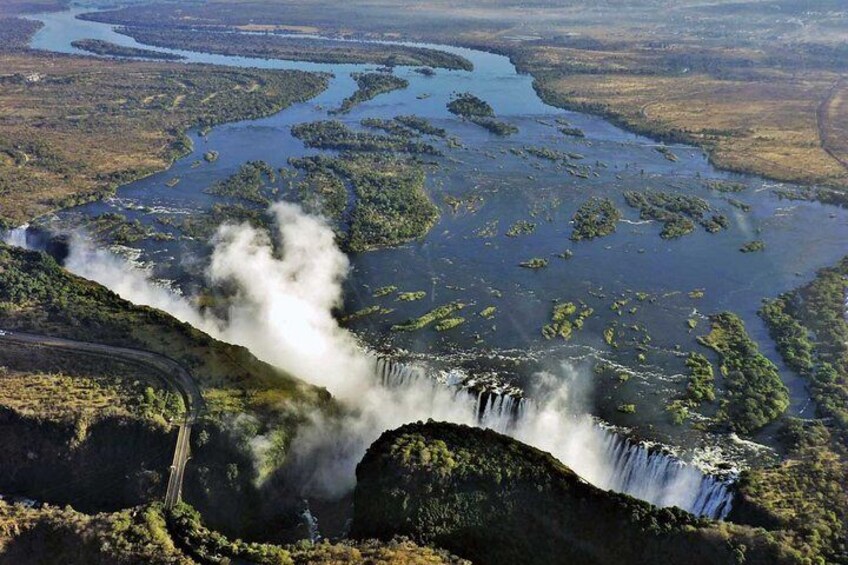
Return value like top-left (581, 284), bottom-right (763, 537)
top-left (2, 224), bottom-right (29, 248)
top-left (594, 431), bottom-right (733, 519)
top-left (375, 357), bottom-right (525, 433)
top-left (372, 356), bottom-right (734, 520)
top-left (300, 502), bottom-right (321, 544)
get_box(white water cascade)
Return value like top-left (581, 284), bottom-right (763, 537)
top-left (374, 357), bottom-right (734, 520)
top-left (1, 224), bottom-right (29, 248)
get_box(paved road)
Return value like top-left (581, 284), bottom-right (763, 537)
top-left (0, 330), bottom-right (203, 509)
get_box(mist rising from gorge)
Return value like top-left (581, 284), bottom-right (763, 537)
top-left (14, 203), bottom-right (728, 513)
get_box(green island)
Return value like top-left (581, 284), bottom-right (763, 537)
top-left (624, 190), bottom-right (728, 239)
top-left (115, 27), bottom-right (473, 70)
top-left (395, 115), bottom-right (447, 137)
top-left (333, 72), bottom-right (409, 114)
top-left (290, 153), bottom-right (440, 252)
top-left (541, 301), bottom-right (593, 340)
top-left (505, 219), bottom-right (536, 237)
top-left (447, 92), bottom-right (517, 136)
top-left (741, 240), bottom-right (765, 253)
top-left (291, 120), bottom-right (440, 154)
top-left (397, 291), bottom-right (426, 302)
top-left (519, 257), bottom-right (548, 269)
top-left (697, 312), bottom-right (789, 434)
top-left (570, 197), bottom-right (621, 241)
top-left (39, 212), bottom-right (173, 247)
top-left (392, 301), bottom-right (465, 332)
top-left (352, 421), bottom-right (806, 565)
top-left (70, 38), bottom-right (185, 60)
top-left (205, 160), bottom-right (276, 204)
top-left (372, 285), bottom-right (398, 298)
top-left (161, 203), bottom-right (272, 241)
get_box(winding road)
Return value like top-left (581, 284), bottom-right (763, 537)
top-left (0, 330), bottom-right (202, 509)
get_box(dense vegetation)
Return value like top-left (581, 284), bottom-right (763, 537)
top-left (352, 421), bottom-right (805, 565)
top-left (290, 153), bottom-right (439, 251)
top-left (392, 302), bottom-right (465, 332)
top-left (697, 312), bottom-right (789, 434)
top-left (447, 93), bottom-right (516, 135)
top-left (447, 92), bottom-right (493, 118)
top-left (624, 190), bottom-right (728, 239)
top-left (759, 257), bottom-right (848, 436)
top-left (71, 39), bottom-right (185, 60)
top-left (205, 160), bottom-right (276, 204)
top-left (114, 26), bottom-right (473, 70)
top-left (0, 16), bottom-right (42, 49)
top-left (0, 52), bottom-right (328, 226)
top-left (749, 258), bottom-right (848, 563)
top-left (570, 197), bottom-right (621, 241)
top-left (0, 500), bottom-right (468, 564)
top-left (541, 301), bottom-right (593, 340)
top-left (334, 72), bottom-right (409, 114)
top-left (731, 420), bottom-right (848, 564)
top-left (291, 120), bottom-right (439, 154)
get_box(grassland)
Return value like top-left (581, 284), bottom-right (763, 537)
top-left (0, 49), bottom-right (327, 227)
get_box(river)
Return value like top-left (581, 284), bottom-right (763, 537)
top-left (20, 3), bottom-right (848, 469)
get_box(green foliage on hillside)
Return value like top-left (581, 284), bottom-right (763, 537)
top-left (732, 420), bottom-right (848, 564)
top-left (0, 244), bottom-right (328, 417)
top-left (0, 500), bottom-right (468, 564)
top-left (698, 312), bottom-right (789, 434)
top-left (352, 421), bottom-right (805, 565)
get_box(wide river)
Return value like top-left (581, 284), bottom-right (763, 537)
top-left (24, 5), bottom-right (848, 453)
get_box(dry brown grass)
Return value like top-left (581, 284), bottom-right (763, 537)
top-left (0, 51), bottom-right (326, 227)
top-left (520, 46), bottom-right (848, 188)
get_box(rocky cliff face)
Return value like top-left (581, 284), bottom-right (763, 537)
top-left (0, 409), bottom-right (172, 512)
top-left (352, 421), bottom-right (804, 565)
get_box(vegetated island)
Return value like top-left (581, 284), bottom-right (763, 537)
top-left (697, 312), bottom-right (789, 434)
top-left (624, 190), bottom-right (728, 239)
top-left (70, 38), bottom-right (185, 60)
top-left (115, 26), bottom-right (473, 70)
top-left (333, 72), bottom-right (409, 114)
top-left (447, 92), bottom-right (517, 136)
top-left (290, 153), bottom-right (439, 252)
top-left (570, 197), bottom-right (621, 241)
